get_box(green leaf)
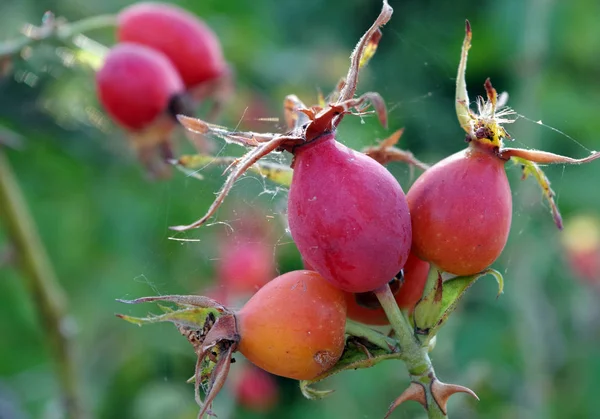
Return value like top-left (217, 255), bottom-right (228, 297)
top-left (299, 339), bottom-right (403, 399)
top-left (413, 271), bottom-right (444, 334)
top-left (425, 269), bottom-right (504, 341)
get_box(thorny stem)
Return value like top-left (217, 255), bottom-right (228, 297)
top-left (0, 150), bottom-right (85, 419)
top-left (345, 319), bottom-right (400, 353)
top-left (0, 13), bottom-right (116, 58)
top-left (374, 284), bottom-right (447, 418)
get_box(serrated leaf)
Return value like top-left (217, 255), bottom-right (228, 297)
top-left (299, 340), bottom-right (402, 399)
top-left (425, 269), bottom-right (504, 341)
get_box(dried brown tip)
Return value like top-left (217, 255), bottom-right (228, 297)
top-left (337, 0), bottom-right (393, 105)
top-left (465, 20), bottom-right (472, 39)
top-left (499, 148), bottom-right (600, 165)
top-left (430, 380), bottom-right (479, 415)
top-left (384, 382), bottom-right (427, 418)
top-left (484, 78), bottom-right (498, 115)
top-left (178, 115), bottom-right (210, 134)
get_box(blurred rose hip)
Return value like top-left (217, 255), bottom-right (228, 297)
top-left (234, 365), bottom-right (279, 413)
top-left (117, 2), bottom-right (227, 88)
top-left (96, 43), bottom-right (184, 131)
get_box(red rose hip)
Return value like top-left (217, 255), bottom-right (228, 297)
top-left (117, 2), bottom-right (226, 88)
top-left (287, 134), bottom-right (412, 293)
top-left (96, 43), bottom-right (184, 130)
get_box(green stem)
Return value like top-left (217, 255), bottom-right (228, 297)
top-left (0, 150), bottom-right (85, 419)
top-left (0, 14), bottom-right (116, 57)
top-left (422, 264), bottom-right (441, 299)
top-left (344, 319), bottom-right (400, 353)
top-left (375, 283), bottom-right (447, 418)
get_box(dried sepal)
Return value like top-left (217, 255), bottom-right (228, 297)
top-left (362, 129), bottom-right (430, 176)
top-left (499, 147), bottom-right (600, 165)
top-left (284, 94), bottom-right (310, 131)
top-left (337, 0), bottom-right (392, 107)
top-left (174, 153), bottom-right (293, 187)
top-left (117, 296), bottom-right (240, 419)
top-left (172, 1), bottom-right (393, 232)
top-left (512, 156), bottom-right (563, 229)
top-left (455, 20), bottom-right (474, 136)
top-left (170, 134), bottom-right (302, 231)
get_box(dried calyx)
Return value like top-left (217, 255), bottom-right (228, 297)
top-left (169, 0), bottom-right (393, 232)
top-left (116, 295), bottom-right (238, 418)
top-left (455, 20), bottom-right (600, 229)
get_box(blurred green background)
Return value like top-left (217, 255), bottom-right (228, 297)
top-left (1, 0), bottom-right (600, 418)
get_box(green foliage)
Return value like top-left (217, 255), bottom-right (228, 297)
top-left (2, 1), bottom-right (600, 418)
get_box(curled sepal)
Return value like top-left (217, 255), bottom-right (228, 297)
top-left (174, 153), bottom-right (293, 187)
top-left (336, 0), bottom-right (392, 107)
top-left (413, 271), bottom-right (444, 335)
top-left (384, 382), bottom-right (427, 418)
top-left (424, 269), bottom-right (504, 342)
top-left (116, 296), bottom-right (240, 418)
top-left (455, 20), bottom-right (474, 136)
top-left (362, 129), bottom-right (430, 172)
top-left (116, 295), bottom-right (227, 328)
top-left (299, 338), bottom-right (403, 400)
top-left (512, 156), bottom-right (563, 229)
top-left (499, 147), bottom-right (600, 165)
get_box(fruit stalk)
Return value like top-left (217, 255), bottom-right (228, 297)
top-left (0, 149), bottom-right (85, 419)
top-left (345, 319), bottom-right (400, 352)
top-left (375, 284), bottom-right (447, 418)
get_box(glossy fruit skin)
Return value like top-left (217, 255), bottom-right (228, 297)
top-left (407, 146), bottom-right (512, 275)
top-left (117, 3), bottom-right (226, 88)
top-left (288, 134), bottom-right (412, 293)
top-left (237, 270), bottom-right (346, 380)
top-left (234, 365), bottom-right (279, 413)
top-left (345, 252), bottom-right (430, 325)
top-left (217, 239), bottom-right (275, 294)
top-left (96, 43), bottom-right (183, 130)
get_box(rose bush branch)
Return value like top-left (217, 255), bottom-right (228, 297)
top-left (375, 284), bottom-right (478, 419)
top-left (0, 149), bottom-right (85, 419)
top-left (0, 12), bottom-right (116, 58)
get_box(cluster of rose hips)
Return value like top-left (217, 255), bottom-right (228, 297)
top-left (115, 1), bottom-right (599, 418)
top-left (96, 2), bottom-right (230, 177)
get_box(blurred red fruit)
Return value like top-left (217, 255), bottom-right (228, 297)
top-left (234, 365), bottom-right (279, 413)
top-left (217, 238), bottom-right (275, 295)
top-left (117, 2), bottom-right (226, 88)
top-left (562, 215), bottom-right (600, 282)
top-left (96, 43), bottom-right (184, 131)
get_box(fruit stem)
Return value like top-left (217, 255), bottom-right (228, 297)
top-left (0, 149), bottom-right (85, 419)
top-left (423, 264), bottom-right (441, 300)
top-left (345, 319), bottom-right (400, 353)
top-left (375, 283), bottom-right (448, 418)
